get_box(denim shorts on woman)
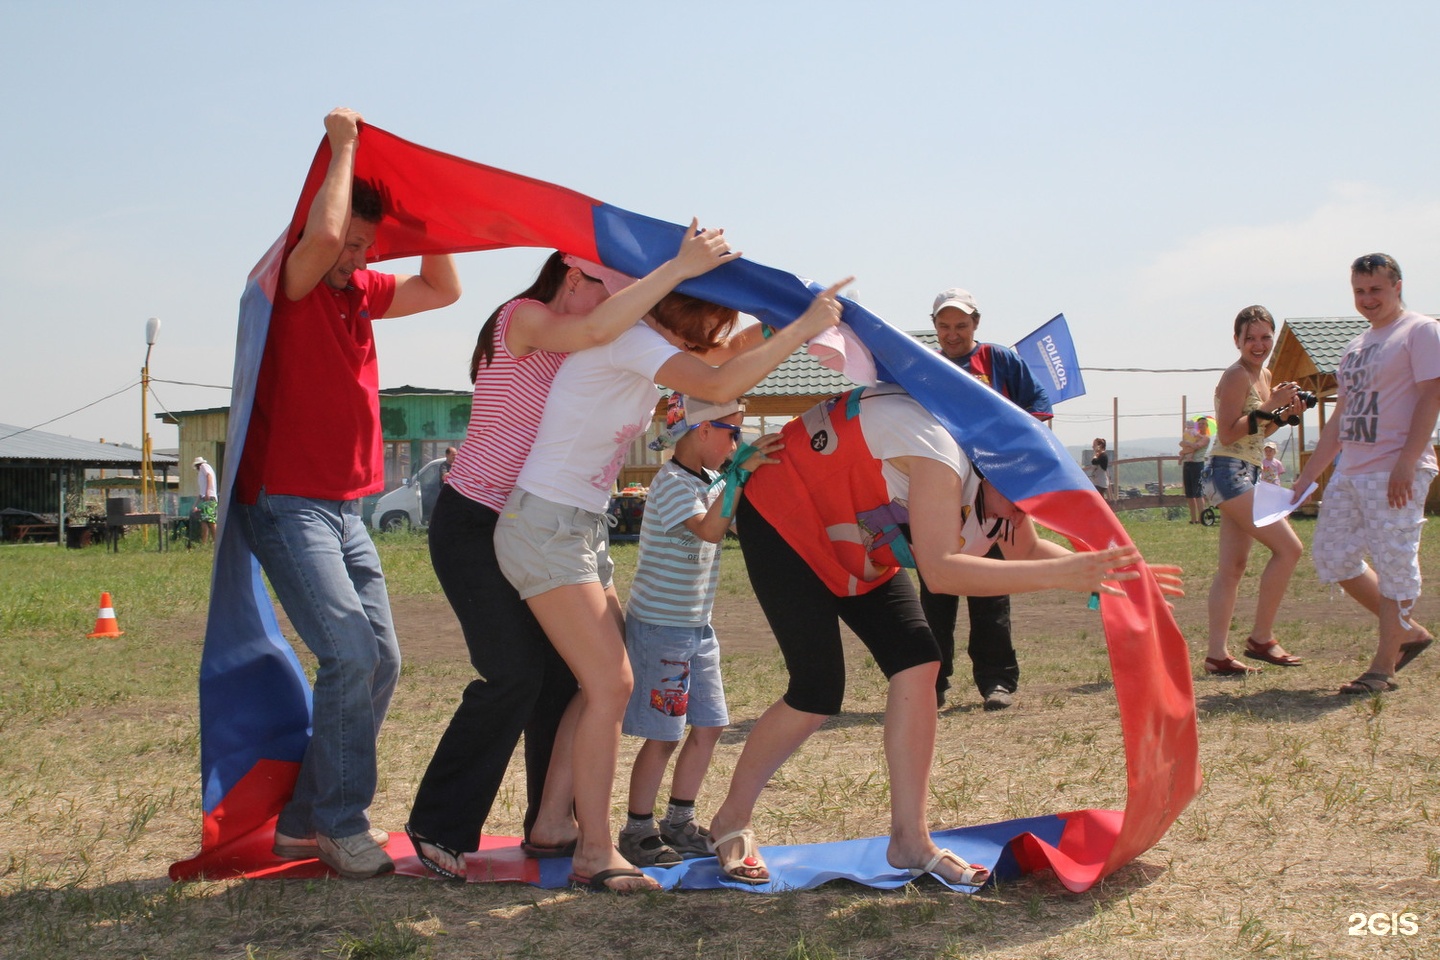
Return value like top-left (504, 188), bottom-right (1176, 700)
top-left (1201, 455), bottom-right (1259, 507)
top-left (493, 488), bottom-right (614, 600)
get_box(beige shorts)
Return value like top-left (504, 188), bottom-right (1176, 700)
top-left (1313, 469), bottom-right (1434, 601)
top-left (494, 488), bottom-right (614, 600)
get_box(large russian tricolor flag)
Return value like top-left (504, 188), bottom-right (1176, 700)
top-left (170, 124), bottom-right (1199, 890)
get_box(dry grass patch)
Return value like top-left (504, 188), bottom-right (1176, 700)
top-left (2, 519), bottom-right (1438, 958)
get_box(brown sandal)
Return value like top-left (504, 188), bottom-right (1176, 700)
top-left (1204, 656), bottom-right (1259, 676)
top-left (1338, 672), bottom-right (1398, 695)
top-left (1243, 638), bottom-right (1303, 666)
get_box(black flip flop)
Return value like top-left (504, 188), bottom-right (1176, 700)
top-left (404, 823), bottom-right (467, 881)
top-left (568, 866), bottom-right (656, 893)
top-left (521, 838), bottom-right (578, 859)
top-left (1396, 636), bottom-right (1433, 672)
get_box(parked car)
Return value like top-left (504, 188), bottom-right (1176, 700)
top-left (369, 457), bottom-right (446, 533)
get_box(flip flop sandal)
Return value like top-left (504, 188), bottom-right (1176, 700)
top-left (1243, 638), bottom-right (1303, 666)
top-left (520, 838), bottom-right (578, 859)
top-left (404, 823), bottom-right (467, 881)
top-left (1396, 636), bottom-right (1433, 672)
top-left (707, 828), bottom-right (769, 885)
top-left (909, 848), bottom-right (991, 887)
top-left (1338, 672), bottom-right (1399, 695)
top-left (567, 866), bottom-right (659, 893)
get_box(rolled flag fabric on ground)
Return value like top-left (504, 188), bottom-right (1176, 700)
top-left (171, 123), bottom-right (1199, 891)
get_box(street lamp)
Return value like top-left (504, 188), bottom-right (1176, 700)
top-left (141, 317), bottom-right (161, 514)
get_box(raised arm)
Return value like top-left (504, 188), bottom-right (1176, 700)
top-left (382, 254), bottom-right (461, 318)
top-left (653, 278), bottom-right (850, 400)
top-left (283, 108), bottom-right (362, 301)
top-left (512, 220), bottom-right (739, 355)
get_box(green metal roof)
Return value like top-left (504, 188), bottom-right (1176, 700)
top-left (749, 330), bottom-right (938, 396)
top-left (1281, 318), bottom-right (1367, 375)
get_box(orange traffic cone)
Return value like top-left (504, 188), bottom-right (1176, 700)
top-left (87, 591), bottom-right (124, 638)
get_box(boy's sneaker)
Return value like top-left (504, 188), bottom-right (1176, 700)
top-left (618, 824), bottom-right (682, 867)
top-left (317, 831), bottom-right (395, 879)
top-left (658, 818), bottom-right (713, 859)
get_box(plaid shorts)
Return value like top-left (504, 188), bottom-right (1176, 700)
top-left (1312, 469), bottom-right (1435, 601)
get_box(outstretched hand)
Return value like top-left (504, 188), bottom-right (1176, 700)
top-left (1146, 563), bottom-right (1185, 598)
top-left (1061, 544), bottom-right (1144, 597)
top-left (673, 217), bottom-right (741, 279)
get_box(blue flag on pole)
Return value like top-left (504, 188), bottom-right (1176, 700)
top-left (1013, 313), bottom-right (1086, 403)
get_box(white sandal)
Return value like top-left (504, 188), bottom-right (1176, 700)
top-left (909, 848), bottom-right (990, 887)
top-left (706, 828), bottom-right (769, 885)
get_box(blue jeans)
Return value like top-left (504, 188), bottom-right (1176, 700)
top-left (236, 491), bottom-right (400, 840)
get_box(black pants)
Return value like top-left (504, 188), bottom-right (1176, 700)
top-left (408, 485), bottom-right (577, 852)
top-left (918, 541), bottom-right (1019, 697)
top-left (736, 497), bottom-right (938, 716)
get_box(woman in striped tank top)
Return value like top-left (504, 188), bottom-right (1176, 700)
top-left (405, 224), bottom-right (736, 882)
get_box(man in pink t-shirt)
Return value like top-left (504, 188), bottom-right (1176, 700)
top-left (234, 108), bottom-right (460, 879)
top-left (1293, 253), bottom-right (1440, 695)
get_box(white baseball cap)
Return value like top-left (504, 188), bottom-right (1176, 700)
top-left (649, 393), bottom-right (745, 450)
top-left (932, 288), bottom-right (979, 317)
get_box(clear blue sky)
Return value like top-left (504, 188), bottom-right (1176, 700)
top-left (3, 1), bottom-right (1437, 455)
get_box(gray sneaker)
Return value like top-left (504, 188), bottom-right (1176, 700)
top-left (658, 818), bottom-right (713, 859)
top-left (317, 831), bottom-right (395, 879)
top-left (618, 824), bottom-right (682, 867)
top-left (983, 687), bottom-right (1014, 711)
top-left (274, 826), bottom-right (390, 860)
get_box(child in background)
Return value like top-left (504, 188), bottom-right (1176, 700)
top-left (617, 394), bottom-right (780, 866)
top-left (1261, 442), bottom-right (1284, 484)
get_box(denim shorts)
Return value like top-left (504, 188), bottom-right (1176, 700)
top-left (493, 488), bottom-right (614, 600)
top-left (621, 617), bottom-right (728, 740)
top-left (1201, 455), bottom-right (1259, 507)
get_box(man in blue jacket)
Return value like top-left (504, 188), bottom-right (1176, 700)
top-left (924, 287), bottom-right (1052, 710)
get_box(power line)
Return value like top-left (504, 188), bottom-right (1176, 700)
top-left (1081, 366), bottom-right (1227, 374)
top-left (151, 377), bottom-right (231, 390)
top-left (0, 380), bottom-right (142, 443)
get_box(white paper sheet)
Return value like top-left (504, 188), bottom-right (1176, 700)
top-left (1253, 480), bottom-right (1318, 527)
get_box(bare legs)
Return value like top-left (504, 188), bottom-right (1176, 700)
top-left (526, 695), bottom-right (580, 848)
top-left (709, 662), bottom-right (979, 885)
top-left (707, 697), bottom-right (825, 882)
top-left (627, 726), bottom-right (724, 819)
top-left (1334, 570), bottom-right (1431, 675)
top-left (525, 582), bottom-right (658, 892)
top-left (1205, 489), bottom-right (1303, 664)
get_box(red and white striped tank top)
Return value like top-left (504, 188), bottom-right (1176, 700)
top-left (446, 299), bottom-right (567, 512)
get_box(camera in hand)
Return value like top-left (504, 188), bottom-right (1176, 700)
top-left (1249, 388), bottom-right (1319, 430)
top-left (1249, 391), bottom-right (1319, 428)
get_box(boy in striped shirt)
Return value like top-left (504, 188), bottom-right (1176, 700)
top-left (617, 394), bottom-right (780, 866)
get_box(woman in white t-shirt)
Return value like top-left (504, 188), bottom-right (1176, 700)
top-left (405, 224), bottom-right (736, 883)
top-left (494, 279), bottom-right (849, 892)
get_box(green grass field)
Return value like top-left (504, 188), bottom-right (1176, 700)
top-left (1, 517), bottom-right (1437, 959)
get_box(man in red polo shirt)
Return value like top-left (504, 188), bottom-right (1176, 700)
top-left (235, 107), bottom-right (460, 879)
